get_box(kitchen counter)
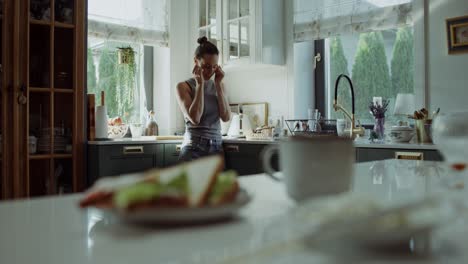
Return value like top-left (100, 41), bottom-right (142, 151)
top-left (88, 136), bottom-right (184, 145)
top-left (354, 140), bottom-right (438, 150)
top-left (1, 160), bottom-right (468, 263)
top-left (88, 136), bottom-right (438, 151)
top-left (224, 138), bottom-right (439, 150)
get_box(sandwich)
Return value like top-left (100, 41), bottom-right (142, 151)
top-left (79, 155), bottom-right (240, 211)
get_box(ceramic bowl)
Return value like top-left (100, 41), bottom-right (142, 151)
top-left (389, 126), bottom-right (414, 143)
top-left (108, 124), bottom-right (129, 139)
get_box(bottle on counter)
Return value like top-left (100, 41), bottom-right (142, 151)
top-left (145, 110), bottom-right (159, 136)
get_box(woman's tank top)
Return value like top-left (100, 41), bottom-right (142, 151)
top-left (183, 78), bottom-right (222, 143)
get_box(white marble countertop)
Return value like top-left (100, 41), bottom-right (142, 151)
top-left (88, 137), bottom-right (184, 145)
top-left (3, 160), bottom-right (467, 263)
top-left (353, 140), bottom-right (438, 150)
top-left (88, 137), bottom-right (438, 151)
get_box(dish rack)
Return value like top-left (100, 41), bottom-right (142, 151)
top-left (285, 119), bottom-right (338, 136)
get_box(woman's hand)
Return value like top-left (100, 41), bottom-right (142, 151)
top-left (192, 65), bottom-right (204, 86)
top-left (214, 65), bottom-right (225, 84)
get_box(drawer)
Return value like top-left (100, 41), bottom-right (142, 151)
top-left (87, 144), bottom-right (160, 186)
top-left (356, 148), bottom-right (444, 163)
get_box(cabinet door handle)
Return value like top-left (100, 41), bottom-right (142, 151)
top-left (225, 145), bottom-right (240, 153)
top-left (395, 152), bottom-right (424, 160)
top-left (123, 146), bottom-right (144, 155)
top-left (175, 145), bottom-right (182, 154)
top-left (17, 84), bottom-right (27, 105)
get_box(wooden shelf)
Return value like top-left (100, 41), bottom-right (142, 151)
top-left (54, 22), bottom-right (75, 29)
top-left (29, 154), bottom-right (52, 160)
top-left (54, 154), bottom-right (73, 159)
top-left (54, 88), bottom-right (74, 93)
top-left (30, 87), bottom-right (51, 93)
top-left (30, 87), bottom-right (74, 93)
top-left (30, 19), bottom-right (51, 26)
top-left (29, 154), bottom-right (72, 160)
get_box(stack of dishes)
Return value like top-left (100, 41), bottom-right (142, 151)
top-left (37, 128), bottom-right (71, 153)
top-left (54, 136), bottom-right (69, 153)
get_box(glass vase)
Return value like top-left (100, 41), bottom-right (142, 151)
top-left (374, 117), bottom-right (385, 140)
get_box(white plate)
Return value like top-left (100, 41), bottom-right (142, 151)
top-left (95, 188), bottom-right (252, 224)
top-left (302, 196), bottom-right (457, 247)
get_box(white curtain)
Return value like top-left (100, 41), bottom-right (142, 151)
top-left (88, 0), bottom-right (168, 46)
top-left (294, 0), bottom-right (414, 42)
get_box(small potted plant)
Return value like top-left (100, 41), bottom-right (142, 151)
top-left (117, 47), bottom-right (135, 65)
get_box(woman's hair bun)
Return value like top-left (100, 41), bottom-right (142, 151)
top-left (194, 36), bottom-right (219, 59)
top-left (197, 36), bottom-right (208, 45)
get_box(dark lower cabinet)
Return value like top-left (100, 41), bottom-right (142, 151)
top-left (224, 143), bottom-right (278, 176)
top-left (356, 148), bottom-right (443, 163)
top-left (87, 144), bottom-right (164, 186)
top-left (164, 143), bottom-right (183, 167)
top-left (88, 142), bottom-right (442, 187)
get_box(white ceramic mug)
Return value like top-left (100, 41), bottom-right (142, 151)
top-left (262, 136), bottom-right (355, 202)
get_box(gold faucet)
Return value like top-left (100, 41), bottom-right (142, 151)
top-left (333, 74), bottom-right (365, 139)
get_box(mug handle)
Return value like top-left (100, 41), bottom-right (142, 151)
top-left (262, 145), bottom-right (282, 181)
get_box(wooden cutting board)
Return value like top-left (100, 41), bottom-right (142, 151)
top-left (155, 136), bottom-right (184, 140)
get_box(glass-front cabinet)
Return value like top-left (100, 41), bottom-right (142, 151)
top-left (225, 0), bottom-right (250, 62)
top-left (196, 0), bottom-right (284, 65)
top-left (198, 0), bottom-right (220, 48)
top-left (28, 0), bottom-right (79, 196)
top-left (0, 0), bottom-right (84, 200)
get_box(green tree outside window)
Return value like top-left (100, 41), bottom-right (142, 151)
top-left (352, 32), bottom-right (391, 121)
top-left (329, 37), bottom-right (352, 120)
top-left (391, 27), bottom-right (414, 95)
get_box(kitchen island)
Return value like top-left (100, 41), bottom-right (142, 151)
top-left (1, 160), bottom-right (468, 263)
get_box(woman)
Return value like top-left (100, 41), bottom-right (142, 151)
top-left (176, 37), bottom-right (231, 161)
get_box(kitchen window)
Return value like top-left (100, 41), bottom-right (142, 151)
top-left (294, 0), bottom-right (420, 125)
top-left (324, 27), bottom-right (415, 124)
top-left (87, 38), bottom-right (148, 119)
top-left (87, 0), bottom-right (168, 121)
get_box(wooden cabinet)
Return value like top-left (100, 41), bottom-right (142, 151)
top-left (195, 0), bottom-right (285, 65)
top-left (0, 0), bottom-right (85, 199)
top-left (1, 0), bottom-right (14, 199)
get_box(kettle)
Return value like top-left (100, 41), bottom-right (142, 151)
top-left (227, 113), bottom-right (252, 138)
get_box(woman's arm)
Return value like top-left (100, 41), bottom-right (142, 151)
top-left (176, 66), bottom-right (205, 125)
top-left (214, 66), bottom-right (231, 122)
